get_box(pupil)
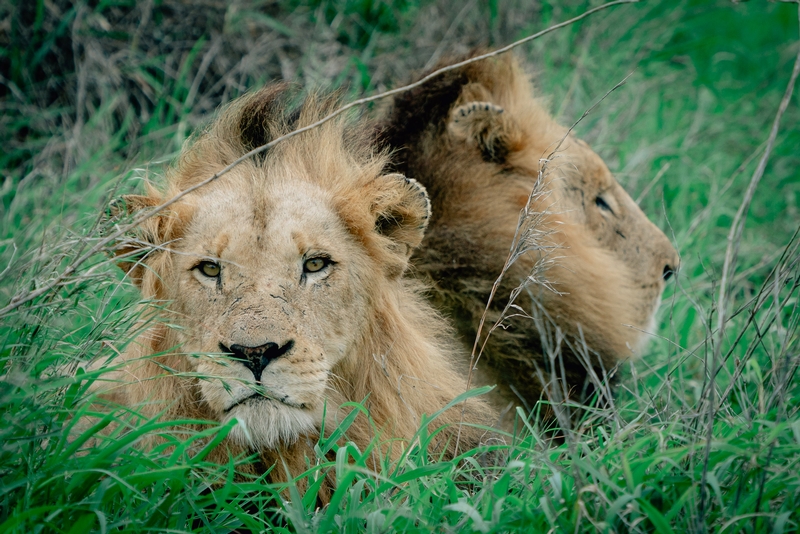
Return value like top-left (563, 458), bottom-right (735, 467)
top-left (596, 196), bottom-right (611, 212)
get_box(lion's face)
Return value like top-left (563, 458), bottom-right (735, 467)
top-left (106, 86), bottom-right (496, 461)
top-left (113, 118), bottom-right (431, 452)
top-left (539, 135), bottom-right (680, 357)
top-left (157, 177), bottom-right (371, 448)
top-left (123, 165), bottom-right (432, 450)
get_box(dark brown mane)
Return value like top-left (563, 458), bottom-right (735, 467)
top-left (378, 57), bottom-right (482, 171)
top-left (236, 82), bottom-right (295, 154)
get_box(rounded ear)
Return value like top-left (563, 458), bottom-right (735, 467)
top-left (370, 173), bottom-right (431, 274)
top-left (448, 100), bottom-right (518, 164)
top-left (104, 194), bottom-right (166, 286)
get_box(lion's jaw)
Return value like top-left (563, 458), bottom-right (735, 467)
top-left (167, 178), bottom-right (370, 450)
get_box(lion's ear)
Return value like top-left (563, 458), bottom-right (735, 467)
top-left (370, 174), bottom-right (431, 274)
top-left (448, 100), bottom-right (519, 164)
top-left (104, 194), bottom-right (165, 286)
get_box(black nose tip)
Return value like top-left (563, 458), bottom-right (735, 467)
top-left (221, 340), bottom-right (294, 382)
top-left (663, 265), bottom-right (675, 281)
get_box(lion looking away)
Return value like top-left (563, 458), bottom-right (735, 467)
top-left (380, 54), bottom-right (680, 426)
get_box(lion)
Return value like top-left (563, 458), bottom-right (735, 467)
top-left (378, 53), bottom-right (680, 425)
top-left (91, 84), bottom-right (495, 487)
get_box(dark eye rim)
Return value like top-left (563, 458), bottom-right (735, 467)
top-left (303, 255), bottom-right (334, 274)
top-left (193, 260), bottom-right (221, 278)
top-left (595, 195), bottom-right (614, 214)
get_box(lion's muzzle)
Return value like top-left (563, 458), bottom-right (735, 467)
top-left (220, 340), bottom-right (295, 382)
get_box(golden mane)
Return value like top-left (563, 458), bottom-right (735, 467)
top-left (93, 84), bottom-right (496, 494)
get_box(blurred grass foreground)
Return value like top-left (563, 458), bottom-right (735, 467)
top-left (1, 0), bottom-right (799, 532)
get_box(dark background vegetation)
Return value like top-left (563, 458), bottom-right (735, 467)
top-left (1, 0), bottom-right (799, 532)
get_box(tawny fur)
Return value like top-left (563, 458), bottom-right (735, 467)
top-left (93, 84), bottom-right (495, 493)
top-left (379, 53), bottom-right (679, 425)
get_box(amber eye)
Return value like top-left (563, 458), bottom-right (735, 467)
top-left (303, 257), bottom-right (329, 273)
top-left (196, 261), bottom-right (221, 278)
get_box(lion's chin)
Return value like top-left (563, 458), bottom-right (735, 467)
top-left (627, 295), bottom-right (663, 357)
top-left (223, 397), bottom-right (318, 450)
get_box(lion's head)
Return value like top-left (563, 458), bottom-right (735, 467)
top-left (380, 54), bottom-right (679, 413)
top-left (100, 85), bottom-right (492, 462)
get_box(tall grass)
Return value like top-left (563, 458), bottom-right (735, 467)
top-left (1, 0), bottom-right (799, 531)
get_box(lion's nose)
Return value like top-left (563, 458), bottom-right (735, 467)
top-left (661, 247), bottom-right (680, 282)
top-left (221, 340), bottom-right (295, 382)
top-left (662, 255), bottom-right (680, 281)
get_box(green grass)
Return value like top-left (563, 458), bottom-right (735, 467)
top-left (2, 0), bottom-right (799, 531)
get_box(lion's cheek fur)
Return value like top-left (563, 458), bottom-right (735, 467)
top-left (537, 221), bottom-right (663, 358)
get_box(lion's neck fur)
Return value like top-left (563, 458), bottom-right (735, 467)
top-left (332, 278), bottom-right (490, 457)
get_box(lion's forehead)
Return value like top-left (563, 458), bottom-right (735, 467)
top-left (168, 176), bottom-right (371, 330)
top-left (185, 178), bottom-right (355, 261)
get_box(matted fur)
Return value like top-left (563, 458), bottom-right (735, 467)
top-left (94, 84), bottom-right (495, 487)
top-left (379, 54), bottom-right (679, 423)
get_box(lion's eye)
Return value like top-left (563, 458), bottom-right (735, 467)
top-left (595, 196), bottom-right (614, 214)
top-left (196, 261), bottom-right (221, 278)
top-left (303, 257), bottom-right (330, 273)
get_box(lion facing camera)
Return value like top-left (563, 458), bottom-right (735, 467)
top-left (91, 84), bottom-right (494, 483)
